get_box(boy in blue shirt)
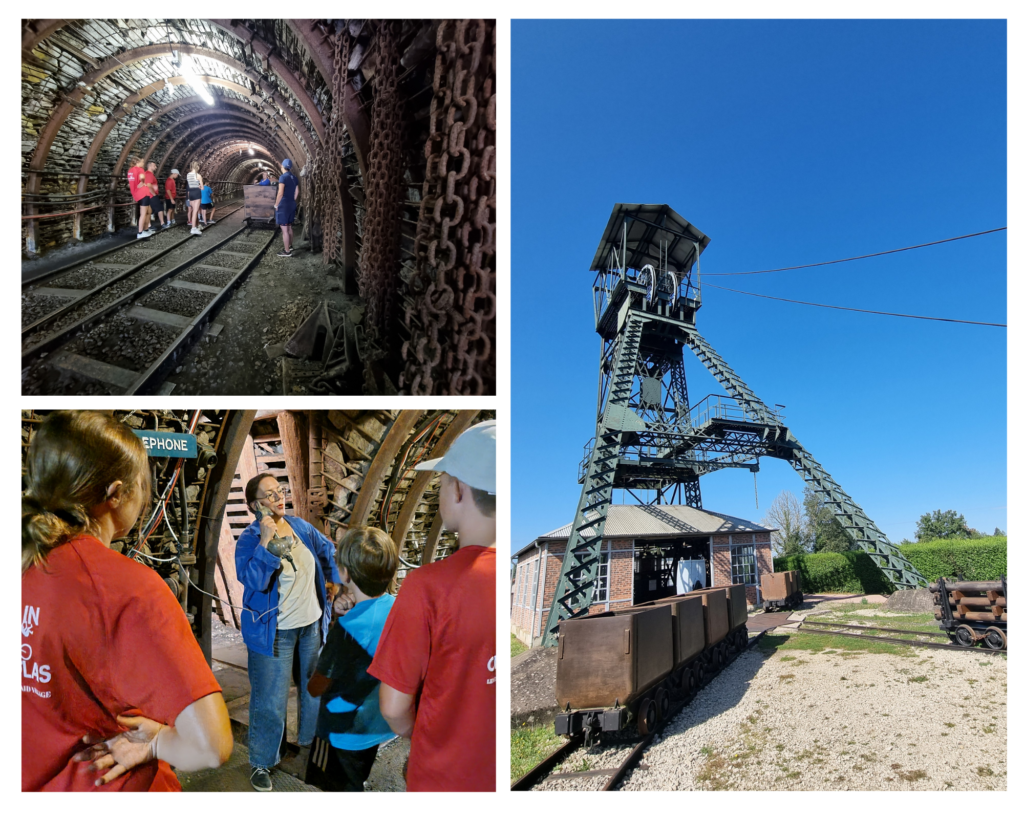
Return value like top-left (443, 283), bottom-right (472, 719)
top-left (200, 183), bottom-right (216, 225)
top-left (305, 527), bottom-right (398, 791)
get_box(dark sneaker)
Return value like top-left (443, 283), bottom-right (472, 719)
top-left (278, 250), bottom-right (293, 257)
top-left (250, 767), bottom-right (272, 791)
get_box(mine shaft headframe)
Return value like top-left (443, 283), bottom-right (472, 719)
top-left (590, 203), bottom-right (711, 334)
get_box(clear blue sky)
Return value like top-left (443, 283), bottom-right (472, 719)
top-left (512, 19), bottom-right (1007, 554)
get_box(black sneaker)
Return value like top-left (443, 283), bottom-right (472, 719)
top-left (250, 766), bottom-right (272, 791)
top-left (278, 250), bottom-right (293, 257)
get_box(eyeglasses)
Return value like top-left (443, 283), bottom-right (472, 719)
top-left (258, 487), bottom-right (289, 502)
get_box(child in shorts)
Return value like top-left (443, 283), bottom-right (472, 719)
top-left (305, 527), bottom-right (398, 791)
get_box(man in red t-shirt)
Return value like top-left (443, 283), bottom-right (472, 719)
top-left (165, 169), bottom-right (180, 225)
top-left (367, 420), bottom-right (496, 792)
top-left (127, 156), bottom-right (154, 240)
top-left (22, 535), bottom-right (226, 790)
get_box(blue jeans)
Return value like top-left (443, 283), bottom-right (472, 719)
top-left (247, 620), bottom-right (321, 768)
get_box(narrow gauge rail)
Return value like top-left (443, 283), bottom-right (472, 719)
top-left (22, 201), bottom-right (244, 339)
top-left (797, 618), bottom-right (1006, 654)
top-left (23, 217), bottom-right (276, 395)
top-left (512, 631), bottom-right (766, 792)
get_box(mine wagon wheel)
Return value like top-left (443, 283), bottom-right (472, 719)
top-left (656, 687), bottom-right (670, 722)
top-left (694, 662), bottom-right (706, 689)
top-left (715, 644), bottom-right (726, 668)
top-left (637, 697), bottom-right (658, 736)
top-left (954, 624), bottom-right (978, 647)
top-left (983, 627), bottom-right (1006, 651)
top-left (680, 667), bottom-right (693, 696)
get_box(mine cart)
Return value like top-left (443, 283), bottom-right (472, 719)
top-left (932, 576), bottom-right (1007, 650)
top-left (554, 606), bottom-right (674, 739)
top-left (761, 570), bottom-right (803, 612)
top-left (242, 184), bottom-right (278, 229)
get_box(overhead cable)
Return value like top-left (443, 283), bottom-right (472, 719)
top-left (702, 282), bottom-right (1007, 328)
top-left (703, 227), bottom-right (1006, 277)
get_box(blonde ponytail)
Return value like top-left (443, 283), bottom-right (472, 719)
top-left (22, 411), bottom-right (149, 573)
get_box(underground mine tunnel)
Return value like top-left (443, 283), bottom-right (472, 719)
top-left (21, 408), bottom-right (496, 791)
top-left (21, 20), bottom-right (496, 396)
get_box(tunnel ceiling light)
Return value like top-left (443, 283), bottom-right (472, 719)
top-left (178, 57), bottom-right (215, 106)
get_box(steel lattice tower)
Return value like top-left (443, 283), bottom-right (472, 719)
top-left (542, 204), bottom-right (925, 646)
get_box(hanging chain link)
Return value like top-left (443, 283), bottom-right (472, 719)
top-left (359, 19), bottom-right (405, 378)
top-left (309, 25), bottom-right (350, 265)
top-left (400, 19), bottom-right (496, 395)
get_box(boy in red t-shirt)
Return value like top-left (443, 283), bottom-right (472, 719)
top-left (127, 157), bottom-right (154, 240)
top-left (367, 420), bottom-right (496, 792)
top-left (164, 170), bottom-right (179, 225)
top-left (145, 162), bottom-right (169, 230)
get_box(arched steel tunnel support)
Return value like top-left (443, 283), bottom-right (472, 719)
top-left (193, 410), bottom-right (257, 663)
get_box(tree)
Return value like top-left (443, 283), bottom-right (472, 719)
top-left (802, 487), bottom-right (854, 553)
top-left (994, 527), bottom-right (1006, 538)
top-left (915, 509), bottom-right (971, 542)
top-left (761, 490), bottom-right (807, 557)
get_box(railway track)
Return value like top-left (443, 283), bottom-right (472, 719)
top-left (797, 618), bottom-right (1006, 654)
top-left (513, 630), bottom-right (766, 792)
top-left (22, 201), bottom-right (244, 337)
top-left (22, 208), bottom-right (277, 395)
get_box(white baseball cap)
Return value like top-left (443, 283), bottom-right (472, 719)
top-left (171, 169), bottom-right (180, 174)
top-left (413, 419), bottom-right (495, 494)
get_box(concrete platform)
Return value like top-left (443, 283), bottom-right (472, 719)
top-left (204, 624), bottom-right (409, 790)
top-left (178, 740), bottom-right (318, 792)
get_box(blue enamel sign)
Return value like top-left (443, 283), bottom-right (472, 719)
top-left (133, 430), bottom-right (198, 458)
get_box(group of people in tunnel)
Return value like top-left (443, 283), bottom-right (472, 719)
top-left (125, 155), bottom-right (301, 257)
top-left (127, 157), bottom-right (215, 239)
top-left (21, 411), bottom-right (497, 793)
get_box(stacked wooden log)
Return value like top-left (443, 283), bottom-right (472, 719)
top-left (930, 580), bottom-right (1007, 623)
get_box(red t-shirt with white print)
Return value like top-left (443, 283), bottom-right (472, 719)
top-left (21, 535), bottom-right (220, 791)
top-left (368, 545), bottom-right (496, 792)
top-left (127, 166), bottom-right (147, 202)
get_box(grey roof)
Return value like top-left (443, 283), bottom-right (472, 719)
top-left (513, 505), bottom-right (770, 559)
top-left (590, 204), bottom-right (711, 274)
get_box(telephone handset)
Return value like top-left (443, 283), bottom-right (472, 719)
top-left (254, 502), bottom-right (296, 572)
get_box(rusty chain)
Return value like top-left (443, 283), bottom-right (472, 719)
top-left (400, 20), bottom-right (496, 395)
top-left (309, 25), bottom-right (350, 265)
top-left (359, 19), bottom-right (405, 384)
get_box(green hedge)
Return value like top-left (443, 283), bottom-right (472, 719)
top-left (774, 537), bottom-right (1007, 594)
top-left (900, 537), bottom-right (1007, 583)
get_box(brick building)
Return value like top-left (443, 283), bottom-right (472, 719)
top-left (511, 505), bottom-right (774, 647)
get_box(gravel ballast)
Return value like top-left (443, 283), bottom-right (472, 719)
top-left (610, 642), bottom-right (1007, 791)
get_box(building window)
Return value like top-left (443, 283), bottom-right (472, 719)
top-left (529, 562), bottom-right (539, 609)
top-left (515, 566), bottom-right (524, 606)
top-left (731, 543), bottom-right (757, 585)
top-left (569, 549), bottom-right (609, 605)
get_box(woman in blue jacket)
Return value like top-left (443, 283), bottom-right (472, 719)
top-left (235, 473), bottom-right (341, 792)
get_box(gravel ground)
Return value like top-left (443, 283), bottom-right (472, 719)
top-left (202, 251), bottom-right (246, 269)
top-left (21, 293), bottom-right (71, 328)
top-left (140, 283), bottom-right (214, 317)
top-left (48, 265), bottom-right (120, 291)
top-left (178, 267), bottom-right (236, 288)
top-left (169, 230), bottom-right (361, 395)
top-left (611, 642), bottom-right (1007, 791)
top-left (65, 312), bottom-right (179, 371)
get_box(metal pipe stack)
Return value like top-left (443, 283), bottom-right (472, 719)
top-left (930, 580), bottom-right (1007, 622)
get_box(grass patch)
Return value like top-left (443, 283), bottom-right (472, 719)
top-left (510, 724), bottom-right (562, 784)
top-left (696, 752), bottom-right (730, 789)
top-left (759, 631), bottom-right (916, 657)
top-left (977, 766), bottom-right (993, 777)
top-left (908, 676), bottom-right (928, 683)
top-left (511, 633), bottom-right (529, 658)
